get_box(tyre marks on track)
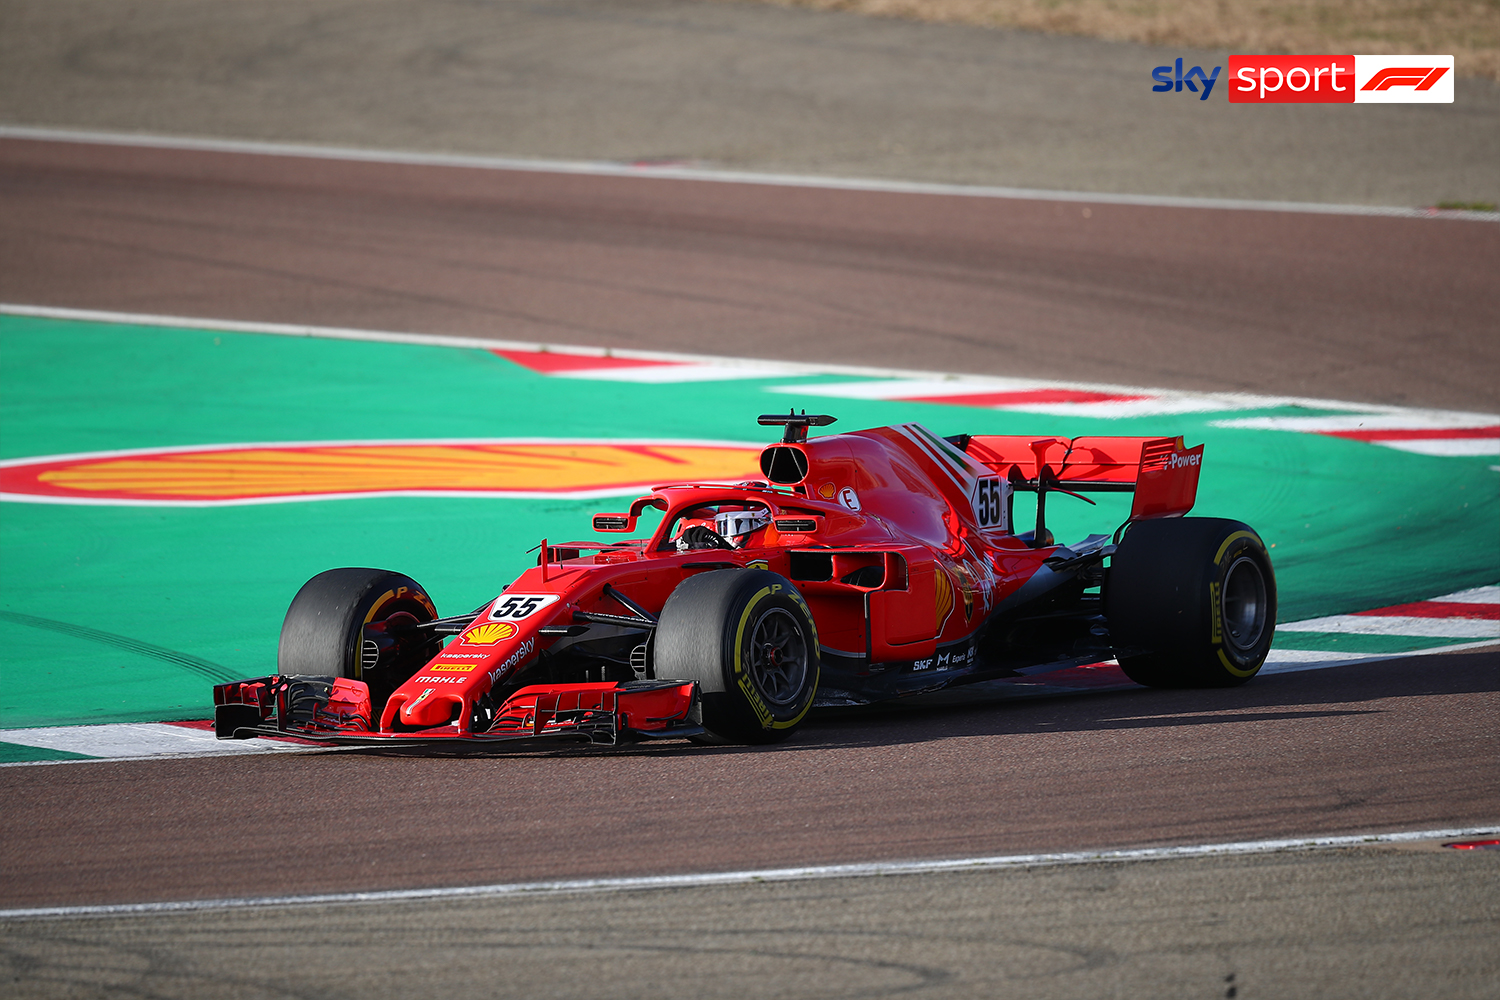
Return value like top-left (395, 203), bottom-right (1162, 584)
top-left (0, 609), bottom-right (238, 681)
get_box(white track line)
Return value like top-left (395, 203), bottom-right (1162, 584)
top-left (1216, 414), bottom-right (1500, 432)
top-left (1442, 586), bottom-right (1500, 604)
top-left (5, 304), bottom-right (1494, 427)
top-left (0, 723), bottom-right (319, 761)
top-left (3, 826), bottom-right (1495, 922)
top-left (1259, 640), bottom-right (1500, 674)
top-left (1279, 616), bottom-right (1500, 640)
top-left (3, 125), bottom-right (1497, 222)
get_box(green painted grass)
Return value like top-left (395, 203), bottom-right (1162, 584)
top-left (3, 313), bottom-right (1496, 727)
top-left (1271, 632), bottom-right (1480, 654)
top-left (0, 741), bottom-right (94, 763)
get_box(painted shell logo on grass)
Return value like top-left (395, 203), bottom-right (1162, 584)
top-left (0, 440), bottom-right (762, 505)
top-left (462, 622), bottom-right (518, 646)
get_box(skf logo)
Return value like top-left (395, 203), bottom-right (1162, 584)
top-left (1151, 57), bottom-right (1221, 100)
top-left (462, 621), bottom-right (518, 645)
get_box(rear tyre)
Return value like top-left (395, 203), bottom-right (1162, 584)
top-left (1105, 518), bottom-right (1275, 687)
top-left (278, 568), bottom-right (442, 709)
top-left (654, 569), bottom-right (819, 744)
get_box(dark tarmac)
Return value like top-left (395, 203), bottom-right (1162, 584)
top-left (2, 0), bottom-right (1498, 204)
top-left (1, 3), bottom-right (1497, 995)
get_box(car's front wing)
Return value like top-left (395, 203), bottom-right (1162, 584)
top-left (213, 675), bottom-right (704, 747)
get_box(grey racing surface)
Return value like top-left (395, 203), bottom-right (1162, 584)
top-left (4, 846), bottom-right (1498, 999)
top-left (2, 136), bottom-right (1498, 411)
top-left (2, 2), bottom-right (1499, 996)
top-left (3, 651), bottom-right (1498, 996)
top-left (4, 649), bottom-right (1497, 908)
top-left (5, 0), bottom-right (1499, 204)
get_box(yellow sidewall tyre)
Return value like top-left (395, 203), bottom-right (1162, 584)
top-left (1106, 518), bottom-right (1276, 688)
top-left (655, 569), bottom-right (820, 744)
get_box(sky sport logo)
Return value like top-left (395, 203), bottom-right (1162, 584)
top-left (1154, 55), bottom-right (1454, 103)
top-left (1151, 58), bottom-right (1221, 100)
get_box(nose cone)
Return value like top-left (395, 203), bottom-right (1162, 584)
top-left (400, 687), bottom-right (457, 727)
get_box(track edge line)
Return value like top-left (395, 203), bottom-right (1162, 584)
top-left (3, 125), bottom-right (1497, 222)
top-left (4, 825), bottom-right (1496, 922)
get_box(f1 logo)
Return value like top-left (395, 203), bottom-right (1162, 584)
top-left (1354, 55), bottom-right (1454, 103)
top-left (1361, 66), bottom-right (1450, 92)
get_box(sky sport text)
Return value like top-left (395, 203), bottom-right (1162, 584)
top-left (1152, 55), bottom-right (1454, 103)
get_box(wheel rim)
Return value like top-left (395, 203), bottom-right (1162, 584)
top-left (1222, 556), bottom-right (1268, 652)
top-left (745, 607), bottom-right (809, 706)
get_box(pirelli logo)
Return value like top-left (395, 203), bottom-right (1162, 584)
top-left (427, 662), bottom-right (476, 673)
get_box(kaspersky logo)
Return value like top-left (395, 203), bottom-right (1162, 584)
top-left (1155, 54), bottom-right (1453, 103)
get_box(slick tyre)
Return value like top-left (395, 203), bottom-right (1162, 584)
top-left (1105, 518), bottom-right (1275, 687)
top-left (278, 568), bottom-right (441, 708)
top-left (654, 569), bottom-right (819, 745)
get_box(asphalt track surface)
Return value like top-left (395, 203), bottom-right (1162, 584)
top-left (3, 4), bottom-right (1499, 991)
top-left (4, 648), bottom-right (1498, 912)
top-left (1, 138), bottom-right (1498, 1000)
top-left (2, 845), bottom-right (1497, 1000)
top-left (2, 651), bottom-right (1498, 996)
top-left (6, 0), bottom-right (1500, 205)
top-left (2, 137), bottom-right (1498, 412)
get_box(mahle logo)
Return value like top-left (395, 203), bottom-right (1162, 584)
top-left (1152, 57), bottom-right (1222, 100)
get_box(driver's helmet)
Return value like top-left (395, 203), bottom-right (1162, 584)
top-left (714, 508), bottom-right (771, 547)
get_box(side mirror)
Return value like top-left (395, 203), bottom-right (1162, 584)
top-left (592, 513), bottom-right (637, 532)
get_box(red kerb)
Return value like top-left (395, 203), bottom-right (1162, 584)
top-left (493, 349), bottom-right (683, 374)
top-left (901, 390), bottom-right (1148, 408)
top-left (1354, 601), bottom-right (1500, 620)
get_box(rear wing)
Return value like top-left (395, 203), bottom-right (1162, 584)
top-left (960, 434), bottom-right (1203, 521)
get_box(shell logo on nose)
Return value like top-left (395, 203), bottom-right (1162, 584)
top-left (463, 622), bottom-right (518, 645)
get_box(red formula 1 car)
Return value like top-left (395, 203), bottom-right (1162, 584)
top-left (214, 414), bottom-right (1275, 747)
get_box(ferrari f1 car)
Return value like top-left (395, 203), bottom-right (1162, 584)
top-left (214, 414), bottom-right (1275, 746)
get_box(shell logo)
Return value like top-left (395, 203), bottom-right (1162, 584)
top-left (462, 621), bottom-right (518, 645)
top-left (952, 562), bottom-right (977, 622)
top-left (0, 440), bottom-right (762, 505)
top-left (934, 567), bottom-right (956, 632)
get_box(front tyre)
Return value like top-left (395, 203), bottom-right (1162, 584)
top-left (1105, 518), bottom-right (1276, 687)
top-left (654, 569), bottom-right (819, 744)
top-left (278, 568), bottom-right (442, 709)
